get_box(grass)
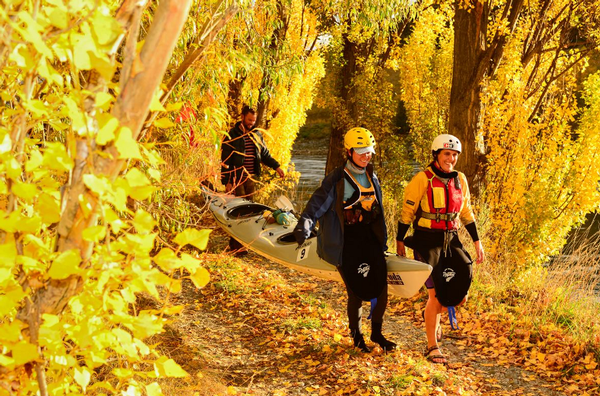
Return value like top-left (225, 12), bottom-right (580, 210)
top-left (280, 317), bottom-right (323, 331)
top-left (296, 106), bottom-right (332, 141)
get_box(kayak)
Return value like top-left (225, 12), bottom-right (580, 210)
top-left (202, 188), bottom-right (432, 298)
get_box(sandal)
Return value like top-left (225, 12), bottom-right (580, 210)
top-left (424, 346), bottom-right (447, 365)
top-left (422, 311), bottom-right (443, 342)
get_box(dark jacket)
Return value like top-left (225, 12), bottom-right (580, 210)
top-left (221, 122), bottom-right (281, 185)
top-left (293, 163), bottom-right (388, 267)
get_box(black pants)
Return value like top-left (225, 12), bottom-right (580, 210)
top-left (340, 278), bottom-right (388, 332)
top-left (338, 223), bottom-right (388, 332)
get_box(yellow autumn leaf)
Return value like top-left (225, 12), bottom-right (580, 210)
top-left (153, 117), bottom-right (175, 129)
top-left (12, 341), bottom-right (38, 365)
top-left (11, 181), bottom-right (38, 202)
top-left (115, 127), bottom-right (142, 159)
top-left (37, 193), bottom-right (61, 224)
top-left (82, 225), bottom-right (106, 243)
top-left (173, 229), bottom-right (211, 250)
top-left (333, 333), bottom-right (343, 342)
top-left (0, 354), bottom-right (15, 367)
top-left (74, 367), bottom-right (91, 392)
top-left (537, 352), bottom-right (546, 362)
top-left (133, 210), bottom-right (156, 234)
top-left (43, 142), bottom-right (74, 172)
top-left (48, 249), bottom-right (81, 279)
top-left (146, 383), bottom-right (164, 396)
top-left (189, 266), bottom-right (210, 289)
top-left (153, 249), bottom-right (181, 271)
top-left (149, 89), bottom-right (166, 112)
top-left (47, 6), bottom-right (68, 29)
top-left (97, 113), bottom-right (119, 145)
top-left (154, 356), bottom-right (188, 378)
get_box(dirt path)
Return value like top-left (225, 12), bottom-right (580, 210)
top-left (155, 222), bottom-right (571, 395)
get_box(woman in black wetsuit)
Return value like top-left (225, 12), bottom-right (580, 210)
top-left (293, 127), bottom-right (396, 353)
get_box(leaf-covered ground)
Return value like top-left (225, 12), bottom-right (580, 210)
top-left (151, 218), bottom-right (600, 395)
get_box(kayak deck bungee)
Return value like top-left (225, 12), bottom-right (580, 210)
top-left (202, 187), bottom-right (432, 298)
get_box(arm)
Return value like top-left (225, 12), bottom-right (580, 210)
top-left (396, 173), bottom-right (427, 256)
top-left (459, 173), bottom-right (485, 263)
top-left (293, 170), bottom-right (339, 244)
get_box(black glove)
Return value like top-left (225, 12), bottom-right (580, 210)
top-left (293, 227), bottom-right (306, 246)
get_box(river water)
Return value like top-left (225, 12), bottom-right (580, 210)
top-left (291, 153), bottom-right (326, 211)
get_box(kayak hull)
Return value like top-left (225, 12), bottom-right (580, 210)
top-left (204, 189), bottom-right (431, 298)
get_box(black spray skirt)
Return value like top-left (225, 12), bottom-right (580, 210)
top-left (406, 229), bottom-right (473, 307)
top-left (339, 223), bottom-right (387, 302)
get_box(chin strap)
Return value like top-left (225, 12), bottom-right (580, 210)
top-left (447, 306), bottom-right (459, 330)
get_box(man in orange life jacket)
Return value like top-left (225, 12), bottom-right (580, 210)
top-left (396, 134), bottom-right (485, 364)
top-left (221, 106), bottom-right (285, 254)
top-left (293, 127), bottom-right (396, 353)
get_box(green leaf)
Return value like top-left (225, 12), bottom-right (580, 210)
top-left (153, 356), bottom-right (189, 378)
top-left (115, 127), bottom-right (142, 159)
top-left (48, 249), bottom-right (81, 280)
top-left (173, 229), bottom-right (211, 250)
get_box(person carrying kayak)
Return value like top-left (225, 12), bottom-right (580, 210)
top-left (293, 127), bottom-right (396, 352)
top-left (221, 105), bottom-right (285, 255)
top-left (396, 134), bottom-right (485, 364)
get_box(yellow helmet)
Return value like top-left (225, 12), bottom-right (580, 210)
top-left (344, 127), bottom-right (376, 153)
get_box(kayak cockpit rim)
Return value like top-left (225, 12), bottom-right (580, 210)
top-left (226, 203), bottom-right (272, 219)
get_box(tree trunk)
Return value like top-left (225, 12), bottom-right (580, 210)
top-left (325, 34), bottom-right (358, 174)
top-left (255, 0), bottom-right (289, 129)
top-left (448, 0), bottom-right (488, 191)
top-left (18, 0), bottom-right (193, 323)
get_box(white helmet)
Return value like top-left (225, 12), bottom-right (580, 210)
top-left (431, 134), bottom-right (462, 154)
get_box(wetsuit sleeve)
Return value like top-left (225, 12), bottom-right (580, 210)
top-left (458, 172), bottom-right (479, 241)
top-left (397, 172), bottom-right (427, 240)
top-left (293, 171), bottom-right (338, 244)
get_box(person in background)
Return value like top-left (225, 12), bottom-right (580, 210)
top-left (293, 127), bottom-right (396, 353)
top-left (221, 105), bottom-right (285, 255)
top-left (396, 134), bottom-right (485, 364)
